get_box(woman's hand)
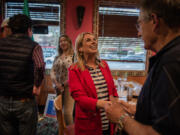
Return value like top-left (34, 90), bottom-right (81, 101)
top-left (53, 80), bottom-right (64, 94)
top-left (96, 100), bottom-right (112, 109)
top-left (55, 83), bottom-right (64, 91)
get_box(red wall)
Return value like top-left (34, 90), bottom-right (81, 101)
top-left (66, 0), bottom-right (94, 46)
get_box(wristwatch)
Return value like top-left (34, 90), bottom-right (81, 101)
top-left (118, 113), bottom-right (129, 130)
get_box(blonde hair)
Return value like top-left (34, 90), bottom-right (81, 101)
top-left (75, 32), bottom-right (104, 71)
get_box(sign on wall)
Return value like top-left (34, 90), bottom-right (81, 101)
top-left (44, 94), bottom-right (56, 118)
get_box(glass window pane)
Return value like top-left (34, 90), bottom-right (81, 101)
top-left (98, 6), bottom-right (146, 71)
top-left (5, 2), bottom-right (61, 69)
top-left (33, 26), bottom-right (60, 69)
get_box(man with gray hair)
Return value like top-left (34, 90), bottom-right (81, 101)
top-left (105, 0), bottom-right (180, 135)
top-left (0, 18), bottom-right (11, 38)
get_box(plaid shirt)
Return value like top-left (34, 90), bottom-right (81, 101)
top-left (32, 45), bottom-right (45, 87)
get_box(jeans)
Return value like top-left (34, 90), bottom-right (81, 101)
top-left (0, 96), bottom-right (38, 135)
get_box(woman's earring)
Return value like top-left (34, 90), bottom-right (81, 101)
top-left (79, 48), bottom-right (83, 56)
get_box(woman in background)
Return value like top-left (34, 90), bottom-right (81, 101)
top-left (51, 34), bottom-right (74, 125)
top-left (68, 32), bottom-right (118, 135)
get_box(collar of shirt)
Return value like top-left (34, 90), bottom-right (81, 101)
top-left (148, 36), bottom-right (180, 72)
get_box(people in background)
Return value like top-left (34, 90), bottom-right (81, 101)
top-left (0, 18), bottom-right (11, 38)
top-left (68, 32), bottom-right (118, 135)
top-left (0, 14), bottom-right (45, 135)
top-left (50, 34), bottom-right (74, 125)
top-left (105, 0), bottom-right (180, 135)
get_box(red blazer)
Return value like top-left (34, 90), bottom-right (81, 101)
top-left (68, 60), bottom-right (118, 135)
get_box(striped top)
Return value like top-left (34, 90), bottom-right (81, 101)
top-left (87, 65), bottom-right (109, 131)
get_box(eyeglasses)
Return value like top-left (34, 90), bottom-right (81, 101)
top-left (135, 20), bottom-right (142, 32)
top-left (135, 13), bottom-right (153, 32)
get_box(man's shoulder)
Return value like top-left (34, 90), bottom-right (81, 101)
top-left (0, 35), bottom-right (39, 45)
top-left (161, 38), bottom-right (180, 64)
top-left (0, 36), bottom-right (17, 45)
top-left (0, 36), bottom-right (11, 42)
top-left (21, 37), bottom-right (40, 48)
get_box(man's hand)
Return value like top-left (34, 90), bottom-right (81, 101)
top-left (119, 100), bottom-right (136, 115)
top-left (105, 99), bottom-right (126, 123)
top-left (110, 95), bottom-right (119, 103)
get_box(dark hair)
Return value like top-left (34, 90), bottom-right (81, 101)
top-left (58, 34), bottom-right (73, 56)
top-left (138, 0), bottom-right (180, 28)
top-left (8, 14), bottom-right (32, 34)
top-left (0, 27), bottom-right (4, 33)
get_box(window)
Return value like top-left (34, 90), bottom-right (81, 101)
top-left (5, 2), bottom-right (61, 69)
top-left (98, 6), bottom-right (146, 71)
top-left (33, 26), bottom-right (60, 69)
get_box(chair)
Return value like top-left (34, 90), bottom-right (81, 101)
top-left (54, 95), bottom-right (66, 135)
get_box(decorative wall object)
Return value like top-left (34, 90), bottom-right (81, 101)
top-left (76, 6), bottom-right (85, 28)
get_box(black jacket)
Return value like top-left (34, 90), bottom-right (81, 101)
top-left (0, 34), bottom-right (38, 98)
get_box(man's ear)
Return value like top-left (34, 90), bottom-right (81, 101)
top-left (28, 27), bottom-right (33, 37)
top-left (151, 13), bottom-right (159, 32)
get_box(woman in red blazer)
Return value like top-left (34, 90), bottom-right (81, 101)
top-left (68, 32), bottom-right (118, 135)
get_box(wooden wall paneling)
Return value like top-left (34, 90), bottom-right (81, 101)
top-left (37, 75), bottom-right (55, 106)
top-left (93, 0), bottom-right (99, 35)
